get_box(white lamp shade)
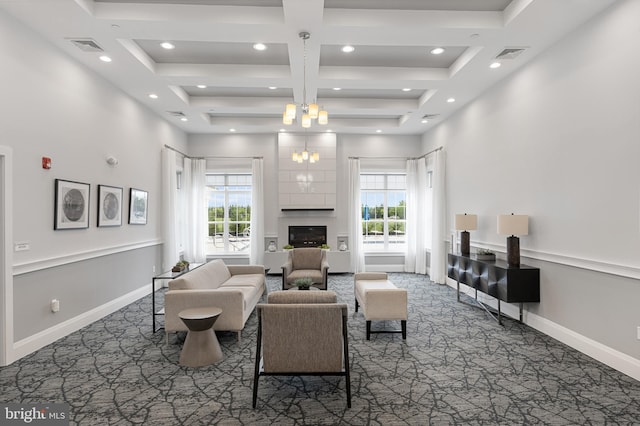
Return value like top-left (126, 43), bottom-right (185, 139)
top-left (301, 113), bottom-right (311, 128)
top-left (285, 103), bottom-right (297, 119)
top-left (308, 103), bottom-right (319, 119)
top-left (497, 214), bottom-right (528, 236)
top-left (318, 110), bottom-right (328, 125)
top-left (454, 214), bottom-right (477, 231)
top-left (283, 112), bottom-right (293, 125)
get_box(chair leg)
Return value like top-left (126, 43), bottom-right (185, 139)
top-left (355, 298), bottom-right (359, 312)
top-left (401, 320), bottom-right (407, 340)
top-left (366, 320), bottom-right (371, 340)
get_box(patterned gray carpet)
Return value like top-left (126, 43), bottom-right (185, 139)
top-left (1, 273), bottom-right (639, 425)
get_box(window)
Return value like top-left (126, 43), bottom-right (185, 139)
top-left (206, 174), bottom-right (252, 255)
top-left (361, 174), bottom-right (406, 252)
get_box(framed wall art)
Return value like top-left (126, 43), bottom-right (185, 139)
top-left (129, 188), bottom-right (148, 225)
top-left (97, 185), bottom-right (123, 227)
top-left (54, 179), bottom-right (90, 230)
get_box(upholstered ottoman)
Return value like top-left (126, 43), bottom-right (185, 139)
top-left (354, 272), bottom-right (407, 340)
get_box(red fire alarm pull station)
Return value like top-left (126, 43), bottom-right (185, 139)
top-left (42, 157), bottom-right (52, 169)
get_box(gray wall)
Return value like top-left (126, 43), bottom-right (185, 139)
top-left (422, 0), bottom-right (640, 362)
top-left (0, 8), bottom-right (186, 350)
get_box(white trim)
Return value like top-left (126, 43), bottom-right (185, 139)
top-left (471, 241), bottom-right (640, 280)
top-left (13, 239), bottom-right (162, 276)
top-left (9, 283), bottom-right (151, 364)
top-left (446, 278), bottom-right (640, 382)
top-left (0, 146), bottom-right (13, 366)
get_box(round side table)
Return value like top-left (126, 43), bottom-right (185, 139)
top-left (178, 307), bottom-right (223, 367)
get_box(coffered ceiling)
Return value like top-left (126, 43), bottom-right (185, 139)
top-left (0, 0), bottom-right (618, 135)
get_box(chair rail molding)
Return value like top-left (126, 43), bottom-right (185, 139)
top-left (13, 239), bottom-right (162, 276)
top-left (469, 241), bottom-right (640, 280)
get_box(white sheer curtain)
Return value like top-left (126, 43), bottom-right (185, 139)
top-left (429, 149), bottom-right (447, 284)
top-left (250, 158), bottom-right (264, 265)
top-left (405, 158), bottom-right (428, 274)
top-left (348, 158), bottom-right (365, 272)
top-left (161, 148), bottom-right (179, 271)
top-left (182, 158), bottom-right (206, 263)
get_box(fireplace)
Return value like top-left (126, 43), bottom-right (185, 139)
top-left (288, 226), bottom-right (327, 248)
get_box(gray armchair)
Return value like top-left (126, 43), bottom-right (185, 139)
top-left (252, 290), bottom-right (351, 408)
top-left (281, 247), bottom-right (329, 290)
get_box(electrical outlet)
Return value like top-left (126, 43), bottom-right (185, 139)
top-left (152, 265), bottom-right (156, 273)
top-left (637, 326), bottom-right (640, 340)
top-left (14, 242), bottom-right (30, 252)
top-left (51, 299), bottom-right (60, 313)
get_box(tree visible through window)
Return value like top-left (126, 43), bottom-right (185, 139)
top-left (206, 174), bottom-right (251, 254)
top-left (361, 174), bottom-right (406, 252)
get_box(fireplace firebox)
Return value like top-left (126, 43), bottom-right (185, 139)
top-left (288, 226), bottom-right (327, 248)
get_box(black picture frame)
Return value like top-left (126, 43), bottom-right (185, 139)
top-left (129, 188), bottom-right (148, 225)
top-left (54, 179), bottom-right (90, 230)
top-left (97, 185), bottom-right (123, 227)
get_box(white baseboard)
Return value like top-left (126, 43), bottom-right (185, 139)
top-left (446, 278), bottom-right (640, 382)
top-left (9, 283), bottom-right (151, 364)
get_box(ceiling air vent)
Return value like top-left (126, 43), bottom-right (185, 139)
top-left (495, 47), bottom-right (527, 60)
top-left (167, 111), bottom-right (186, 118)
top-left (69, 38), bottom-right (104, 52)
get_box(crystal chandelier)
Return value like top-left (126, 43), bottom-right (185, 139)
top-left (283, 32), bottom-right (328, 128)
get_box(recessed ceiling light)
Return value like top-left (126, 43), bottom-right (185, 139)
top-left (490, 62), bottom-right (502, 69)
top-left (279, 128), bottom-right (286, 132)
top-left (447, 97), bottom-right (456, 103)
top-left (333, 87), bottom-right (342, 91)
top-left (376, 129), bottom-right (382, 133)
top-left (341, 45), bottom-right (355, 53)
top-left (421, 119), bottom-right (429, 124)
top-left (253, 43), bottom-right (267, 51)
top-left (148, 93), bottom-right (158, 99)
top-left (161, 42), bottom-right (175, 50)
top-left (268, 86), bottom-right (277, 90)
top-left (229, 128), bottom-right (236, 132)
top-left (326, 129), bottom-right (333, 133)
top-left (430, 47), bottom-right (445, 55)
top-left (99, 55), bottom-right (112, 62)
top-left (197, 84), bottom-right (207, 89)
top-left (180, 117), bottom-right (188, 122)
top-left (402, 88), bottom-right (411, 92)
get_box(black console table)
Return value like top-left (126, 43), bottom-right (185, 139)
top-left (447, 253), bottom-right (540, 325)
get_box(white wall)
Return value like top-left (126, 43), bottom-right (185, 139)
top-left (0, 9), bottom-right (187, 362)
top-left (188, 133), bottom-right (423, 264)
top-left (422, 0), bottom-right (640, 375)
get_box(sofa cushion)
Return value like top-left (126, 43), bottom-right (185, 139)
top-left (169, 259), bottom-right (231, 290)
top-left (285, 269), bottom-right (324, 284)
top-left (221, 274), bottom-right (265, 288)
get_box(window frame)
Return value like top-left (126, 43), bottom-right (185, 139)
top-left (360, 173), bottom-right (407, 253)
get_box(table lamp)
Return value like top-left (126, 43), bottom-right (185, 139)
top-left (454, 213), bottom-right (477, 256)
top-left (497, 213), bottom-right (528, 267)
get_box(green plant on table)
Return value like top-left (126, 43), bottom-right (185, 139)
top-left (476, 249), bottom-right (495, 255)
top-left (283, 244), bottom-right (294, 250)
top-left (320, 244), bottom-right (330, 250)
top-left (292, 277), bottom-right (313, 290)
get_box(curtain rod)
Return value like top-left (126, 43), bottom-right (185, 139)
top-left (163, 145), bottom-right (262, 160)
top-left (348, 146), bottom-right (443, 161)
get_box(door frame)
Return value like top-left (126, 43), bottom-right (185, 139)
top-left (0, 146), bottom-right (14, 366)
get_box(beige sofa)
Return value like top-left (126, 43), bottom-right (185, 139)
top-left (165, 259), bottom-right (265, 341)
